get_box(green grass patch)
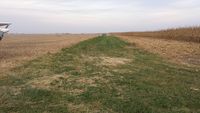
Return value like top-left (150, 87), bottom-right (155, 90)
top-left (0, 35), bottom-right (199, 113)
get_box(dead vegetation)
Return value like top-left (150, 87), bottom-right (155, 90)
top-left (0, 34), bottom-right (97, 75)
top-left (27, 74), bottom-right (103, 95)
top-left (119, 35), bottom-right (200, 67)
top-left (27, 74), bottom-right (69, 90)
top-left (115, 27), bottom-right (200, 43)
top-left (113, 27), bottom-right (200, 67)
top-left (83, 55), bottom-right (132, 67)
top-left (100, 57), bottom-right (131, 67)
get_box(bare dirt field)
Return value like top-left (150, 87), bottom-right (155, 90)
top-left (0, 34), bottom-right (97, 75)
top-left (118, 35), bottom-right (200, 67)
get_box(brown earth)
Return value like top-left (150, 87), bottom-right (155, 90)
top-left (0, 34), bottom-right (97, 75)
top-left (118, 35), bottom-right (200, 67)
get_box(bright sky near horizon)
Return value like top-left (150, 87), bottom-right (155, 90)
top-left (0, 0), bottom-right (200, 33)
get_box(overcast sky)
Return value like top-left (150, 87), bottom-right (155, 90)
top-left (0, 0), bottom-right (200, 33)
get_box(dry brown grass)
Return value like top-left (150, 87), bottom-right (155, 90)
top-left (119, 35), bottom-right (200, 67)
top-left (0, 34), bottom-right (97, 75)
top-left (100, 57), bottom-right (131, 67)
top-left (27, 74), bottom-right (69, 90)
top-left (115, 27), bottom-right (200, 43)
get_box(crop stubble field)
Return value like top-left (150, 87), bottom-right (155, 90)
top-left (115, 27), bottom-right (200, 67)
top-left (0, 34), bottom-right (97, 75)
top-left (118, 36), bottom-right (200, 67)
top-left (0, 28), bottom-right (200, 113)
top-left (116, 27), bottom-right (200, 43)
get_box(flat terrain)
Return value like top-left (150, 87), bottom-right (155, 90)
top-left (114, 27), bottom-right (200, 67)
top-left (118, 35), bottom-right (200, 67)
top-left (0, 34), bottom-right (96, 75)
top-left (116, 27), bottom-right (200, 43)
top-left (0, 36), bottom-right (199, 113)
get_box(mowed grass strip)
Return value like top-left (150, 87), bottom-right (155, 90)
top-left (0, 35), bottom-right (199, 113)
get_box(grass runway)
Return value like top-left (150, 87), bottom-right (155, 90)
top-left (0, 35), bottom-right (199, 113)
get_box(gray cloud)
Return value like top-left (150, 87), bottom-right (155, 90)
top-left (0, 0), bottom-right (199, 33)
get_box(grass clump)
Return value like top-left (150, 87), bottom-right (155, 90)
top-left (0, 35), bottom-right (199, 113)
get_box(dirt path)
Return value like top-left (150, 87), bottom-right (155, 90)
top-left (118, 35), bottom-right (200, 67)
top-left (0, 34), bottom-right (97, 75)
